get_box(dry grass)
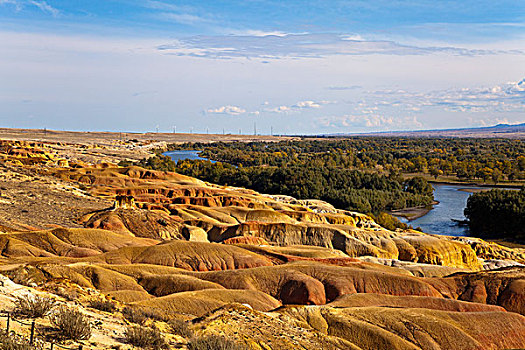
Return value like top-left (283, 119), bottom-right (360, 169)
top-left (88, 300), bottom-right (118, 313)
top-left (187, 335), bottom-right (248, 350)
top-left (14, 295), bottom-right (57, 318)
top-left (51, 306), bottom-right (91, 341)
top-left (0, 330), bottom-right (35, 350)
top-left (168, 318), bottom-right (194, 338)
top-left (122, 307), bottom-right (168, 326)
top-left (123, 325), bottom-right (167, 349)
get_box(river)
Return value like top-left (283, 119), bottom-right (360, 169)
top-left (164, 150), bottom-right (213, 162)
top-left (397, 184), bottom-right (475, 236)
top-left (399, 183), bottom-right (517, 236)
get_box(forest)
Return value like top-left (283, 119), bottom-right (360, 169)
top-left (465, 187), bottom-right (525, 243)
top-left (168, 138), bottom-right (525, 183)
top-left (464, 188), bottom-right (525, 241)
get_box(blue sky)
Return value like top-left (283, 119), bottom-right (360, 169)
top-left (0, 0), bottom-right (524, 134)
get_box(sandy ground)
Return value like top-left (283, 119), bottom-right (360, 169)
top-left (0, 128), bottom-right (294, 145)
top-left (0, 163), bottom-right (110, 232)
top-left (457, 187), bottom-right (521, 193)
top-left (389, 201), bottom-right (438, 221)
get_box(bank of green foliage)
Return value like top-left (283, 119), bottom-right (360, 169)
top-left (125, 154), bottom-right (433, 215)
top-left (464, 188), bottom-right (525, 240)
top-left (167, 138), bottom-right (525, 182)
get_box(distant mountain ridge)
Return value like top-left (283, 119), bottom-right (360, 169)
top-left (326, 122), bottom-right (525, 139)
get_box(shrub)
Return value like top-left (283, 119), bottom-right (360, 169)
top-left (124, 325), bottom-right (167, 349)
top-left (14, 295), bottom-right (57, 318)
top-left (187, 335), bottom-right (248, 350)
top-left (0, 330), bottom-right (34, 350)
top-left (51, 286), bottom-right (79, 302)
top-left (51, 306), bottom-right (91, 341)
top-left (372, 212), bottom-right (410, 231)
top-left (88, 300), bottom-right (117, 313)
top-left (122, 307), bottom-right (168, 325)
top-left (168, 319), bottom-right (193, 338)
top-left (122, 307), bottom-right (147, 325)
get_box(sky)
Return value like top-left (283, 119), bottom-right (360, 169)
top-left (0, 1), bottom-right (524, 135)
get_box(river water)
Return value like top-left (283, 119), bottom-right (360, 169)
top-left (400, 184), bottom-right (476, 236)
top-left (164, 150), bottom-right (213, 162)
top-left (400, 183), bottom-right (518, 236)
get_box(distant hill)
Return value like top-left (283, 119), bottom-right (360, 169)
top-left (327, 123), bottom-right (525, 139)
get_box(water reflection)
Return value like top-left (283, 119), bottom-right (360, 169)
top-left (164, 150), bottom-right (214, 162)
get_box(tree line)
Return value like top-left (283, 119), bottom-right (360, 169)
top-left (167, 137), bottom-right (525, 183)
top-left (465, 188), bottom-right (525, 241)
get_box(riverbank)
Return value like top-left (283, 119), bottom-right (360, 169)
top-left (401, 173), bottom-right (525, 189)
top-left (389, 201), bottom-right (439, 221)
top-left (490, 239), bottom-right (525, 249)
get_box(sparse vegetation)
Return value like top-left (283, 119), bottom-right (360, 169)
top-left (51, 306), bottom-right (92, 341)
top-left (122, 307), bottom-right (147, 325)
top-left (168, 318), bottom-right (194, 338)
top-left (187, 335), bottom-right (248, 350)
top-left (88, 299), bottom-right (117, 313)
top-left (123, 325), bottom-right (167, 349)
top-left (370, 212), bottom-right (410, 231)
top-left (14, 295), bottom-right (57, 318)
top-left (0, 331), bottom-right (35, 350)
top-left (122, 307), bottom-right (169, 325)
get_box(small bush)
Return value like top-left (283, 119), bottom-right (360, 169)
top-left (142, 309), bottom-right (169, 322)
top-left (122, 307), bottom-right (168, 325)
top-left (0, 330), bottom-right (34, 350)
top-left (51, 286), bottom-right (79, 302)
top-left (51, 306), bottom-right (91, 341)
top-left (371, 212), bottom-right (410, 231)
top-left (14, 295), bottom-right (57, 318)
top-left (122, 307), bottom-right (147, 325)
top-left (88, 300), bottom-right (117, 313)
top-left (124, 325), bottom-right (167, 349)
top-left (187, 335), bottom-right (248, 350)
top-left (168, 319), bottom-right (193, 338)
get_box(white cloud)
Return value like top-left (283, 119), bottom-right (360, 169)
top-left (159, 12), bottom-right (210, 25)
top-left (265, 100), bottom-right (332, 113)
top-left (30, 0), bottom-right (59, 17)
top-left (144, 0), bottom-right (212, 26)
top-left (266, 105), bottom-right (291, 113)
top-left (364, 78), bottom-right (525, 114)
top-left (157, 33), bottom-right (523, 60)
top-left (295, 100), bottom-right (321, 109)
top-left (326, 85), bottom-right (362, 91)
top-left (0, 0), bottom-right (21, 9)
top-left (145, 0), bottom-right (187, 12)
top-left (318, 114), bottom-right (422, 130)
top-left (341, 34), bottom-right (365, 41)
top-left (207, 105), bottom-right (246, 115)
top-left (228, 30), bottom-right (290, 37)
top-left (1, 0), bottom-right (59, 15)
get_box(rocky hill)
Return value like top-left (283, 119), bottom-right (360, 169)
top-left (0, 138), bottom-right (525, 349)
